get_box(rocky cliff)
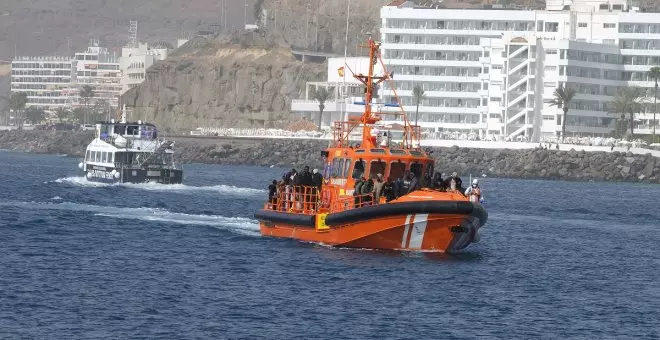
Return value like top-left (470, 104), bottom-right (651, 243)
top-left (1, 131), bottom-right (658, 184)
top-left (121, 32), bottom-right (325, 133)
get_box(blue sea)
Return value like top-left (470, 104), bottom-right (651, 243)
top-left (0, 151), bottom-right (658, 339)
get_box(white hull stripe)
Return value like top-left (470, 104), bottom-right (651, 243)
top-left (401, 214), bottom-right (412, 248)
top-left (408, 213), bottom-right (428, 249)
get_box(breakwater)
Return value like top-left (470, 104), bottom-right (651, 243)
top-left (1, 130), bottom-right (658, 183)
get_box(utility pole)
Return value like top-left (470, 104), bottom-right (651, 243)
top-left (244, 0), bottom-right (248, 29)
top-left (305, 1), bottom-right (310, 48)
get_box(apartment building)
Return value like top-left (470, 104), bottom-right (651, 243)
top-left (73, 41), bottom-right (122, 109)
top-left (377, 0), bottom-right (660, 140)
top-left (10, 56), bottom-right (76, 108)
top-left (120, 43), bottom-right (168, 94)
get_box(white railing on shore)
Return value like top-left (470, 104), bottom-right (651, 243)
top-left (188, 127), bottom-right (660, 157)
top-left (191, 127), bottom-right (331, 139)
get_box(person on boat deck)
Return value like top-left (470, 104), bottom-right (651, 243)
top-left (432, 172), bottom-right (447, 191)
top-left (407, 172), bottom-right (420, 194)
top-left (372, 173), bottom-right (385, 203)
top-left (312, 169), bottom-right (323, 189)
top-left (268, 180), bottom-right (277, 203)
top-left (383, 177), bottom-right (396, 202)
top-left (464, 179), bottom-right (483, 203)
top-left (397, 170), bottom-right (411, 197)
top-left (285, 169), bottom-right (297, 209)
top-left (361, 177), bottom-right (374, 206)
top-left (354, 177), bottom-right (366, 207)
top-left (445, 172), bottom-right (463, 192)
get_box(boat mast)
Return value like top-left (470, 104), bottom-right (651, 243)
top-left (353, 37), bottom-right (385, 149)
top-left (341, 0), bottom-right (350, 122)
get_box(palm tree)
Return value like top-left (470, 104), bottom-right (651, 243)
top-left (79, 85), bottom-right (94, 124)
top-left (611, 87), bottom-right (646, 140)
top-left (548, 85), bottom-right (577, 143)
top-left (649, 66), bottom-right (660, 142)
top-left (412, 84), bottom-right (425, 127)
top-left (9, 92), bottom-right (28, 129)
top-left (310, 87), bottom-right (331, 131)
top-left (25, 107), bottom-right (46, 125)
top-left (55, 107), bottom-right (69, 123)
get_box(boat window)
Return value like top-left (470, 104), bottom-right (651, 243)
top-left (323, 161), bottom-right (331, 180)
top-left (355, 150), bottom-right (365, 154)
top-left (338, 158), bottom-right (345, 178)
top-left (95, 151), bottom-right (101, 162)
top-left (109, 152), bottom-right (114, 163)
top-left (351, 159), bottom-right (365, 179)
top-left (410, 151), bottom-right (423, 157)
top-left (102, 152), bottom-right (107, 163)
top-left (370, 149), bottom-right (386, 154)
top-left (411, 162), bottom-right (423, 179)
top-left (427, 162), bottom-right (434, 179)
top-left (114, 124), bottom-right (125, 135)
top-left (331, 158), bottom-right (339, 178)
top-left (343, 158), bottom-right (351, 178)
top-left (332, 158), bottom-right (345, 178)
top-left (127, 125), bottom-right (139, 135)
top-left (390, 161), bottom-right (406, 179)
top-left (390, 149), bottom-right (408, 155)
top-left (90, 151), bottom-right (96, 162)
top-left (85, 150), bottom-right (90, 161)
top-left (370, 160), bottom-right (386, 179)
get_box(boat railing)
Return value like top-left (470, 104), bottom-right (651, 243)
top-left (266, 185), bottom-right (322, 215)
top-left (265, 185), bottom-right (379, 215)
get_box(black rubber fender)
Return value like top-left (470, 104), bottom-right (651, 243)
top-left (254, 209), bottom-right (316, 227)
top-left (324, 200), bottom-right (488, 226)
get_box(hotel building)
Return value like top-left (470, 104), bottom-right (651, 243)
top-left (293, 0), bottom-right (660, 140)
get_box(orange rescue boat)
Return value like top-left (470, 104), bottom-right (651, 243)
top-left (255, 37), bottom-right (488, 252)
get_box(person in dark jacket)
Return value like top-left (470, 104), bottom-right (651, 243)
top-left (383, 177), bottom-right (396, 202)
top-left (299, 166), bottom-right (314, 186)
top-left (398, 170), bottom-right (411, 197)
top-left (312, 168), bottom-right (323, 189)
top-left (407, 172), bottom-right (420, 194)
top-left (444, 172), bottom-right (463, 192)
top-left (268, 180), bottom-right (277, 202)
top-left (361, 178), bottom-right (374, 206)
top-left (354, 177), bottom-right (366, 207)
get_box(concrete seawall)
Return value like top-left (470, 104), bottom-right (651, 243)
top-left (1, 130), bottom-right (658, 184)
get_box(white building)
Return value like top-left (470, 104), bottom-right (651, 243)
top-left (10, 56), bottom-right (76, 108)
top-left (349, 0), bottom-right (660, 140)
top-left (120, 43), bottom-right (168, 94)
top-left (74, 41), bottom-right (122, 109)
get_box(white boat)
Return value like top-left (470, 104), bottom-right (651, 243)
top-left (78, 106), bottom-right (183, 184)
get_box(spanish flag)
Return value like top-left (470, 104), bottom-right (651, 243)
top-left (338, 66), bottom-right (345, 77)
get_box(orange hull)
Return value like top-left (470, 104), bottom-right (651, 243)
top-left (257, 191), bottom-right (487, 253)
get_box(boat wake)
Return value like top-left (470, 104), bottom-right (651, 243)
top-left (0, 200), bottom-right (261, 237)
top-left (48, 176), bottom-right (265, 196)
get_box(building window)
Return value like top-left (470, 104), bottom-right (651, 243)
top-left (545, 49), bottom-right (558, 54)
top-left (492, 65), bottom-right (503, 70)
top-left (490, 97), bottom-right (501, 102)
top-left (536, 20), bottom-right (544, 32)
top-left (604, 23), bottom-right (616, 29)
top-left (578, 23), bottom-right (587, 28)
top-left (603, 39), bottom-right (616, 45)
top-left (545, 22), bottom-right (559, 32)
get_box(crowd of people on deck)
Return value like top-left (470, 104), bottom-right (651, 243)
top-left (267, 166), bottom-right (483, 212)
